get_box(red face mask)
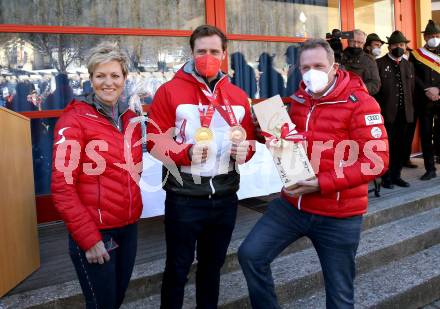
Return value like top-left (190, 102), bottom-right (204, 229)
top-left (194, 54), bottom-right (221, 78)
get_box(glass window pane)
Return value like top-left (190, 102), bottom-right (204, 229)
top-left (229, 41), bottom-right (302, 98)
top-left (226, 0), bottom-right (340, 38)
top-left (0, 0), bottom-right (204, 30)
top-left (0, 33), bottom-right (190, 112)
top-left (31, 117), bottom-right (57, 195)
top-left (354, 0), bottom-right (394, 54)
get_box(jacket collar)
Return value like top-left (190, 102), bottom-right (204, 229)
top-left (295, 69), bottom-right (359, 104)
top-left (79, 92), bottom-right (129, 118)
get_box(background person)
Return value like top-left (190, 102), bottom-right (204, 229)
top-left (363, 33), bottom-right (385, 59)
top-left (341, 29), bottom-right (381, 95)
top-left (375, 31), bottom-right (415, 189)
top-left (410, 20), bottom-right (440, 180)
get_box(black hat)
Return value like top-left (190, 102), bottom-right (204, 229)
top-left (386, 30), bottom-right (410, 44)
top-left (366, 33), bottom-right (385, 45)
top-left (422, 20), bottom-right (440, 35)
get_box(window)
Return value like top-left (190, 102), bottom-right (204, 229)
top-left (31, 117), bottom-right (57, 195)
top-left (1, 0), bottom-right (367, 221)
top-left (229, 41), bottom-right (302, 98)
top-left (354, 0), bottom-right (394, 54)
top-left (226, 0), bottom-right (340, 98)
top-left (226, 0), bottom-right (340, 37)
top-left (0, 0), bottom-right (205, 30)
top-left (0, 33), bottom-right (190, 112)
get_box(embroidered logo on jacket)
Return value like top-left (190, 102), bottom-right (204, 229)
top-left (348, 94), bottom-right (358, 103)
top-left (370, 126), bottom-right (382, 138)
top-left (365, 114), bottom-right (383, 126)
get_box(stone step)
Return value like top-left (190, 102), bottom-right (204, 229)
top-left (121, 206), bottom-right (440, 308)
top-left (2, 187), bottom-right (440, 309)
top-left (284, 243), bottom-right (440, 309)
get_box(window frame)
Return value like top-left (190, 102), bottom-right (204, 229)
top-left (1, 0), bottom-right (401, 223)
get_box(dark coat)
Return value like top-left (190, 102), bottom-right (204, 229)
top-left (409, 46), bottom-right (440, 111)
top-left (341, 49), bottom-right (381, 95)
top-left (375, 55), bottom-right (415, 123)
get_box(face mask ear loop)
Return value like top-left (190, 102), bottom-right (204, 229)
top-left (325, 63), bottom-right (335, 82)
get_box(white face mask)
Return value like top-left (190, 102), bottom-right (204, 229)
top-left (372, 48), bottom-right (382, 57)
top-left (303, 64), bottom-right (334, 94)
top-left (427, 37), bottom-right (440, 48)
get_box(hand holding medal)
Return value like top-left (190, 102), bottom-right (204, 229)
top-left (196, 87), bottom-right (248, 163)
top-left (229, 126), bottom-right (248, 164)
top-left (189, 143), bottom-right (210, 164)
top-left (230, 140), bottom-right (249, 164)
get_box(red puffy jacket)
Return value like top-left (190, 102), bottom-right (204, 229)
top-left (51, 99), bottom-right (143, 251)
top-left (282, 70), bottom-right (389, 218)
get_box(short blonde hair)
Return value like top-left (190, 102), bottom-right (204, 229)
top-left (87, 41), bottom-right (130, 78)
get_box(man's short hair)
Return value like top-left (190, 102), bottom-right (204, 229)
top-left (298, 38), bottom-right (335, 65)
top-left (190, 25), bottom-right (228, 51)
top-left (353, 29), bottom-right (367, 41)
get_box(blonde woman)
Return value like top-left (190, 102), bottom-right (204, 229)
top-left (51, 42), bottom-right (143, 309)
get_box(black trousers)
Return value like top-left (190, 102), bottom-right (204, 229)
top-left (419, 103), bottom-right (440, 172)
top-left (383, 108), bottom-right (410, 181)
top-left (69, 223), bottom-right (138, 309)
top-left (433, 106), bottom-right (440, 158)
top-left (404, 120), bottom-right (417, 162)
top-left (161, 192), bottom-right (238, 309)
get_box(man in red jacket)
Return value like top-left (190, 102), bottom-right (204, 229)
top-left (238, 38), bottom-right (389, 309)
top-left (147, 25), bottom-right (256, 308)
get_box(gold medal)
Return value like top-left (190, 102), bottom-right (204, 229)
top-left (195, 127), bottom-right (214, 143)
top-left (229, 126), bottom-right (247, 144)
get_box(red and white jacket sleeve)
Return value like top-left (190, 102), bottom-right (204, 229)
top-left (51, 111), bottom-right (102, 251)
top-left (318, 94), bottom-right (389, 194)
top-left (147, 86), bottom-right (193, 166)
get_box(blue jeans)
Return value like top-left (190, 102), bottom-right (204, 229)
top-left (69, 223), bottom-right (138, 309)
top-left (161, 193), bottom-right (238, 309)
top-left (238, 198), bottom-right (362, 309)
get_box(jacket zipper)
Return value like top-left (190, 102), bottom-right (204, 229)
top-left (300, 100), bottom-right (346, 208)
top-left (96, 108), bottom-right (130, 132)
top-left (211, 75), bottom-right (227, 96)
top-left (86, 108), bottom-right (132, 222)
top-left (299, 102), bottom-right (316, 209)
top-left (192, 73), bottom-right (228, 97)
top-left (127, 171), bottom-right (133, 222)
top-left (305, 104), bottom-right (316, 132)
top-left (98, 176), bottom-right (103, 224)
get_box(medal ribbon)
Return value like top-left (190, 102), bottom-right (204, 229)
top-left (198, 101), bottom-right (216, 128)
top-left (200, 87), bottom-right (239, 127)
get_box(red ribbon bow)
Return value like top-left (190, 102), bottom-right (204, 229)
top-left (261, 123), bottom-right (306, 145)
